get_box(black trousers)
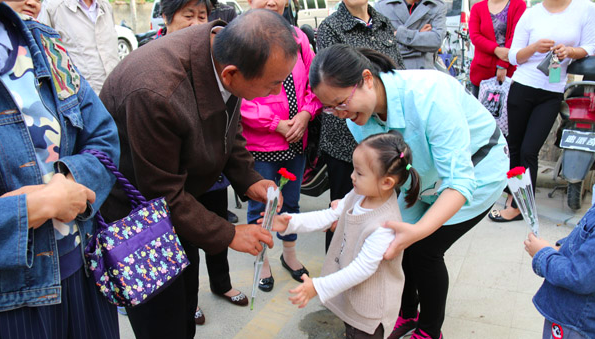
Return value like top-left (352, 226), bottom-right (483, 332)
top-left (507, 81), bottom-right (563, 208)
top-left (345, 322), bottom-right (383, 339)
top-left (400, 208), bottom-right (491, 339)
top-left (200, 188), bottom-right (232, 295)
top-left (125, 188), bottom-right (232, 339)
top-left (322, 151), bottom-right (355, 252)
top-left (470, 83), bottom-right (480, 98)
top-left (126, 238), bottom-right (199, 339)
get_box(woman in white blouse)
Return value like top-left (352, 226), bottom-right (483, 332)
top-left (489, 0), bottom-right (595, 222)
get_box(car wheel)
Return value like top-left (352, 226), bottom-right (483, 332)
top-left (118, 38), bottom-right (132, 60)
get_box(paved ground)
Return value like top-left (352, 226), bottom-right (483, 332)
top-left (118, 167), bottom-right (592, 339)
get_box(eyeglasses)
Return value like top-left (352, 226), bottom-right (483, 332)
top-left (322, 84), bottom-right (358, 114)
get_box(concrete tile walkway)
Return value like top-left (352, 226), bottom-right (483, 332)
top-left (119, 181), bottom-right (590, 339)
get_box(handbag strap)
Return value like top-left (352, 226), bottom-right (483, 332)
top-left (81, 149), bottom-right (147, 210)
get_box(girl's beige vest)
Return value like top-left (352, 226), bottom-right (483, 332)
top-left (321, 190), bottom-right (405, 338)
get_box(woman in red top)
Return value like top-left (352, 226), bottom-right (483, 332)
top-left (469, 0), bottom-right (526, 97)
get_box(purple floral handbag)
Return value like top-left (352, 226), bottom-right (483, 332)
top-left (82, 149), bottom-right (189, 307)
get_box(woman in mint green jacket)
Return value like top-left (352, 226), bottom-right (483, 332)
top-left (309, 44), bottom-right (508, 339)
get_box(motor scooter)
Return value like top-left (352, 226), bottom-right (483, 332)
top-left (120, 21), bottom-right (157, 48)
top-left (555, 56), bottom-right (595, 210)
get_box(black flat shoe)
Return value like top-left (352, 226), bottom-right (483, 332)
top-left (280, 254), bottom-right (309, 283)
top-left (227, 210), bottom-right (239, 223)
top-left (488, 209), bottom-right (523, 222)
top-left (214, 291), bottom-right (249, 306)
top-left (258, 275), bottom-right (274, 292)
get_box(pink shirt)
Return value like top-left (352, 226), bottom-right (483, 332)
top-left (240, 27), bottom-right (322, 152)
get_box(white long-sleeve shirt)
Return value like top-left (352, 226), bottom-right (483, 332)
top-left (508, 0), bottom-right (595, 93)
top-left (281, 196), bottom-right (395, 303)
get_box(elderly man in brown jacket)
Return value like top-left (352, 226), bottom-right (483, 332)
top-left (99, 9), bottom-right (298, 339)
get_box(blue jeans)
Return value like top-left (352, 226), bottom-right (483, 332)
top-left (247, 154), bottom-right (305, 242)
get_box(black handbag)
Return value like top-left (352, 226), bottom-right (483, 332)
top-left (537, 50), bottom-right (554, 76)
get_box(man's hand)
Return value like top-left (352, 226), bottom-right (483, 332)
top-left (289, 274), bottom-right (317, 308)
top-left (494, 47), bottom-right (509, 62)
top-left (496, 67), bottom-right (507, 83)
top-left (285, 111), bottom-right (310, 144)
top-left (246, 179), bottom-right (284, 212)
top-left (419, 24), bottom-right (432, 32)
top-left (532, 39), bottom-right (555, 54)
top-left (229, 224), bottom-right (274, 256)
top-left (524, 232), bottom-right (551, 257)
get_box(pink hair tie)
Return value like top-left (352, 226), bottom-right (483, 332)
top-left (400, 152), bottom-right (404, 158)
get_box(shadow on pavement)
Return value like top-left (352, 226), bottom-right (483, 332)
top-left (298, 309), bottom-right (344, 339)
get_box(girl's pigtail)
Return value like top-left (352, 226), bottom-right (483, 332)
top-left (388, 130), bottom-right (420, 208)
top-left (404, 167), bottom-right (421, 208)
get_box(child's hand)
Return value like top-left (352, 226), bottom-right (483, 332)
top-left (323, 200), bottom-right (341, 233)
top-left (330, 199), bottom-right (341, 210)
top-left (288, 274), bottom-right (317, 308)
top-left (256, 213), bottom-right (291, 233)
top-left (524, 233), bottom-right (552, 257)
top-left (272, 214), bottom-right (291, 233)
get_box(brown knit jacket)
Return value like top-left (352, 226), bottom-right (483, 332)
top-left (321, 191), bottom-right (405, 338)
top-left (99, 21), bottom-right (262, 254)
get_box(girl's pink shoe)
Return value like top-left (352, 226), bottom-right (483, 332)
top-left (387, 312), bottom-right (419, 339)
top-left (410, 328), bottom-right (443, 339)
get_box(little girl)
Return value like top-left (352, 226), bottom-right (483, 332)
top-left (270, 131), bottom-right (421, 339)
top-left (525, 204), bottom-right (595, 339)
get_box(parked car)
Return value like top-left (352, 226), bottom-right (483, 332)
top-left (150, 0), bottom-right (243, 30)
top-left (444, 0), bottom-right (471, 35)
top-left (115, 24), bottom-right (138, 60)
top-left (296, 0), bottom-right (332, 28)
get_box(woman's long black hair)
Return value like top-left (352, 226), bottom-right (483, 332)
top-left (309, 44), bottom-right (398, 89)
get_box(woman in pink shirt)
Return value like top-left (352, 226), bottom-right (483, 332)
top-left (241, 0), bottom-right (322, 293)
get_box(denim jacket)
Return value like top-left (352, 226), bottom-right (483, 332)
top-left (0, 4), bottom-right (119, 311)
top-left (532, 204), bottom-right (595, 338)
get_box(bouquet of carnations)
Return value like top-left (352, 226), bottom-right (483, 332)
top-left (507, 166), bottom-right (539, 236)
top-left (250, 168), bottom-right (296, 310)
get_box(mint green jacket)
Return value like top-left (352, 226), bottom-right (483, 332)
top-left (347, 70), bottom-right (508, 224)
